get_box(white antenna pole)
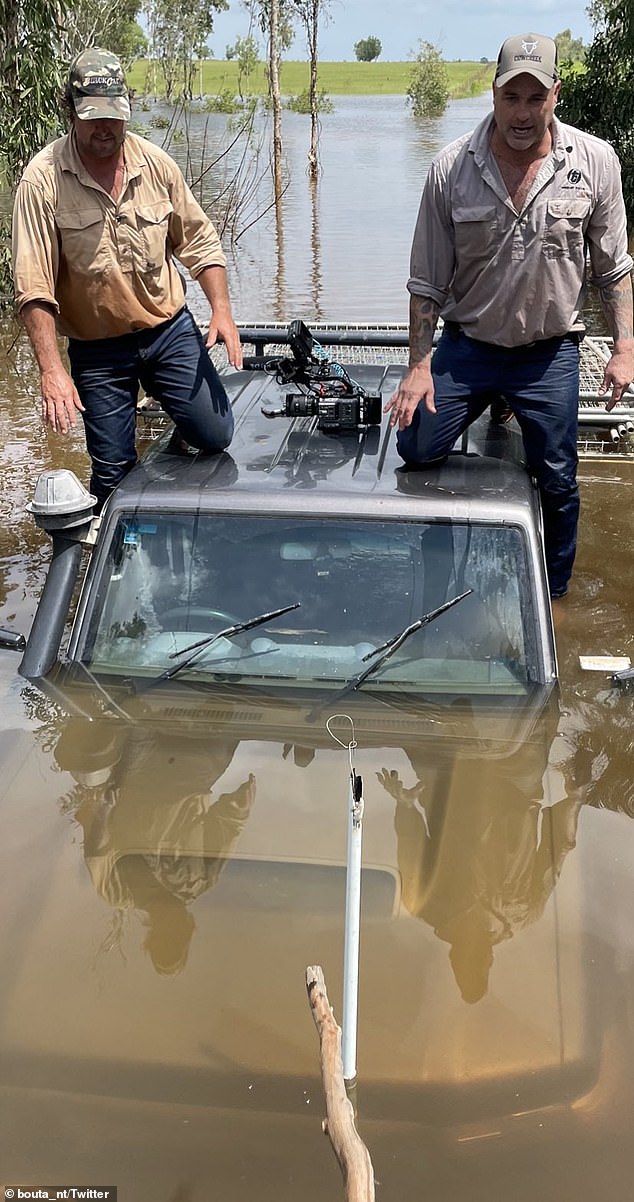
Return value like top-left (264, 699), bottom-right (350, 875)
top-left (342, 765), bottom-right (363, 1082)
top-left (326, 714), bottom-right (364, 1084)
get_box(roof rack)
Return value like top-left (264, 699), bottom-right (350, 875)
top-left (136, 322), bottom-right (634, 458)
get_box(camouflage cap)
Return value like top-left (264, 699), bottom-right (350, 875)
top-left (69, 48), bottom-right (131, 121)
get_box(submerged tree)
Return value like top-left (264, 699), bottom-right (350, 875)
top-left (406, 40), bottom-right (449, 119)
top-left (225, 33), bottom-right (259, 99)
top-left (558, 0), bottom-right (634, 218)
top-left (268, 0), bottom-right (284, 198)
top-left (145, 0), bottom-right (228, 100)
top-left (247, 0), bottom-right (294, 199)
top-left (291, 0), bottom-right (331, 178)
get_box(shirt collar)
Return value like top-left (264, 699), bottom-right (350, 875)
top-left (468, 112), bottom-right (496, 166)
top-left (549, 115), bottom-right (568, 165)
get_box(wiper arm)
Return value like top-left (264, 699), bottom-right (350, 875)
top-left (153, 602), bottom-right (301, 684)
top-left (332, 590), bottom-right (473, 701)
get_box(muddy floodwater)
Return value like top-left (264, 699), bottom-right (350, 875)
top-left (1, 94), bottom-right (633, 1201)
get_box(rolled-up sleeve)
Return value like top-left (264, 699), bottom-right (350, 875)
top-left (407, 159), bottom-right (456, 306)
top-left (165, 168), bottom-right (227, 279)
top-left (586, 147), bottom-right (633, 289)
top-left (12, 179), bottom-right (60, 315)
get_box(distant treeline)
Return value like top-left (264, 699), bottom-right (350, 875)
top-left (127, 59), bottom-right (494, 99)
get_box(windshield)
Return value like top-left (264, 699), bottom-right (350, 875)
top-left (77, 514), bottom-right (537, 694)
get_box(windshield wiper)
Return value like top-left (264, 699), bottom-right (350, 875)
top-left (329, 590), bottom-right (473, 703)
top-left (148, 602), bottom-right (301, 685)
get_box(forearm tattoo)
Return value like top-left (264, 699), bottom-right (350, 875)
top-left (598, 274), bottom-right (634, 345)
top-left (409, 294), bottom-right (441, 367)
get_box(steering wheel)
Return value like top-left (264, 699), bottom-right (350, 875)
top-left (161, 606), bottom-right (242, 633)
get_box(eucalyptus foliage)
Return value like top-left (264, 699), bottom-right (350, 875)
top-left (64, 0), bottom-right (147, 66)
top-left (247, 0), bottom-right (296, 60)
top-left (558, 0), bottom-right (634, 220)
top-left (0, 0), bottom-right (69, 308)
top-left (0, 0), bottom-right (67, 186)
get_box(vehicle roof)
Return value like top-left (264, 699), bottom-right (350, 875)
top-left (111, 363), bottom-right (539, 527)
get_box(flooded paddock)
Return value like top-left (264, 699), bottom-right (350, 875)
top-left (1, 94), bottom-right (633, 1201)
top-left (0, 328), bottom-right (632, 1199)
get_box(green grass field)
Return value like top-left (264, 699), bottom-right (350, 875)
top-left (127, 59), bottom-right (495, 99)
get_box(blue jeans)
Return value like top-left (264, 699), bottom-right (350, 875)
top-left (396, 329), bottom-right (580, 598)
top-left (68, 307), bottom-right (234, 505)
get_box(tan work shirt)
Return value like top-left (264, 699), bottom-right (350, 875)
top-left (12, 130), bottom-right (227, 340)
top-left (408, 114), bottom-right (633, 347)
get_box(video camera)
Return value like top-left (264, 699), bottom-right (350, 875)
top-left (244, 320), bottom-right (382, 432)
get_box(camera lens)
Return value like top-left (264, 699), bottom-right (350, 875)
top-left (285, 395), bottom-right (316, 418)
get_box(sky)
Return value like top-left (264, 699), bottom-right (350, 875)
top-left (208, 0), bottom-right (594, 63)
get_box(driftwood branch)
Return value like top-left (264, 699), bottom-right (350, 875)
top-left (305, 965), bottom-right (375, 1202)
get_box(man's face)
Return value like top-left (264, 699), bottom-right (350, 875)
top-left (492, 73), bottom-right (561, 153)
top-left (73, 116), bottom-right (126, 161)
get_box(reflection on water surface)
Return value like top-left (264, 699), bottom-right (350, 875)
top-left (0, 646), bottom-right (633, 1199)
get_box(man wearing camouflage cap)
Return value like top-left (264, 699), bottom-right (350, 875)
top-left (386, 33), bottom-right (633, 601)
top-left (12, 48), bottom-right (241, 508)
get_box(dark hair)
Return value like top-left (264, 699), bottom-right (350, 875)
top-left (60, 79), bottom-right (77, 126)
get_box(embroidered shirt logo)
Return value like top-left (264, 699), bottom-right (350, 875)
top-left (567, 169), bottom-right (582, 184)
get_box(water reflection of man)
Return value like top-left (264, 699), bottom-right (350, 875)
top-left (55, 720), bottom-right (255, 974)
top-left (377, 699), bottom-right (585, 1003)
top-left (562, 716), bottom-right (634, 820)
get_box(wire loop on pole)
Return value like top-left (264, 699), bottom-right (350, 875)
top-left (326, 713), bottom-right (358, 774)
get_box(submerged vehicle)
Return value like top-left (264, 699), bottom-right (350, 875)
top-left (2, 328), bottom-right (631, 1200)
top-left (13, 320), bottom-right (557, 692)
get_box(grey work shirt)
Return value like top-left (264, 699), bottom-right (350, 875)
top-left (408, 113), bottom-right (633, 347)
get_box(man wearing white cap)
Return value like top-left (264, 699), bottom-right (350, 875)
top-left (387, 33), bottom-right (633, 600)
top-left (12, 48), bottom-right (242, 508)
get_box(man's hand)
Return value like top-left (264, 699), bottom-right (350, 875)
top-left (384, 361), bottom-right (435, 430)
top-left (376, 767), bottom-right (426, 807)
top-left (19, 302), bottom-right (83, 433)
top-left (206, 311), bottom-right (243, 369)
top-left (40, 365), bottom-right (84, 433)
top-left (196, 265), bottom-right (243, 369)
top-left (597, 275), bottom-right (634, 410)
top-left (598, 347), bottom-right (634, 411)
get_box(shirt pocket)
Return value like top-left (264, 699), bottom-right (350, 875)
top-left (56, 207), bottom-right (109, 274)
top-left (452, 205), bottom-right (498, 258)
top-left (543, 197), bottom-right (591, 259)
top-left (136, 200), bottom-right (173, 272)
